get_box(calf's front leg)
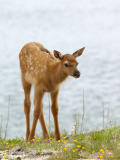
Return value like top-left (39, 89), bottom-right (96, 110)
top-left (51, 89), bottom-right (61, 140)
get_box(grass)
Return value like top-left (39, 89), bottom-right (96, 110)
top-left (0, 126), bottom-right (120, 159)
top-left (0, 93), bottom-right (119, 159)
top-left (75, 126), bottom-right (120, 159)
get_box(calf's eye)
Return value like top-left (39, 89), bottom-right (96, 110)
top-left (64, 63), bottom-right (69, 67)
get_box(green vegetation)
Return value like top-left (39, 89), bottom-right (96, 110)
top-left (0, 126), bottom-right (120, 160)
top-left (0, 94), bottom-right (120, 159)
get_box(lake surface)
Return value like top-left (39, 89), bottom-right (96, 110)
top-left (0, 0), bottom-right (120, 138)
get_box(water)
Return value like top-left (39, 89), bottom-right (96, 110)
top-left (0, 0), bottom-right (120, 138)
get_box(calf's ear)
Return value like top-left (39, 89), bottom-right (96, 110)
top-left (72, 47), bottom-right (85, 58)
top-left (53, 50), bottom-right (63, 60)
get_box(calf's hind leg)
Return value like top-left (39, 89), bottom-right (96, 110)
top-left (22, 78), bottom-right (31, 141)
top-left (29, 85), bottom-right (44, 140)
top-left (39, 102), bottom-right (50, 139)
top-left (51, 89), bottom-right (61, 140)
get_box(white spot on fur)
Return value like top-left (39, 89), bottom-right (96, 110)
top-left (25, 72), bottom-right (34, 83)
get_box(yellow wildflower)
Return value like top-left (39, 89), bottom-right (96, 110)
top-left (50, 141), bottom-right (53, 144)
top-left (64, 148), bottom-right (67, 151)
top-left (4, 153), bottom-right (7, 159)
top-left (64, 141), bottom-right (67, 144)
top-left (100, 149), bottom-right (104, 154)
top-left (108, 152), bottom-right (112, 155)
top-left (88, 158), bottom-right (91, 160)
top-left (5, 150), bottom-right (8, 152)
top-left (76, 145), bottom-right (81, 148)
top-left (72, 150), bottom-right (75, 152)
top-left (73, 139), bottom-right (77, 143)
top-left (99, 155), bottom-right (103, 159)
top-left (37, 138), bottom-right (40, 140)
top-left (58, 140), bottom-right (61, 143)
top-left (57, 156), bottom-right (59, 159)
top-left (4, 142), bottom-right (8, 145)
top-left (32, 139), bottom-right (35, 142)
top-left (108, 152), bottom-right (113, 157)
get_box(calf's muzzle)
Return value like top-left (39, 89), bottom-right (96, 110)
top-left (73, 70), bottom-right (80, 78)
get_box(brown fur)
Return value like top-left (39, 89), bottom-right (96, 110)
top-left (19, 42), bottom-right (85, 141)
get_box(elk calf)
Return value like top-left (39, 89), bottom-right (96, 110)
top-left (19, 42), bottom-right (85, 141)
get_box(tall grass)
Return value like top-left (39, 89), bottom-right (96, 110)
top-left (72, 113), bottom-right (80, 135)
top-left (4, 96), bottom-right (10, 140)
top-left (102, 99), bottom-right (105, 129)
top-left (0, 96), bottom-right (10, 140)
top-left (0, 115), bottom-right (3, 139)
top-left (81, 89), bottom-right (85, 133)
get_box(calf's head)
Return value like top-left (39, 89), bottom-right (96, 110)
top-left (53, 47), bottom-right (85, 78)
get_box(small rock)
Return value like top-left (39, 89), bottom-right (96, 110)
top-left (16, 157), bottom-right (21, 160)
top-left (11, 146), bottom-right (22, 152)
top-left (10, 146), bottom-right (24, 155)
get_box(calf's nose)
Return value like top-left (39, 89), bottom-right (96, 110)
top-left (73, 70), bottom-right (80, 78)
